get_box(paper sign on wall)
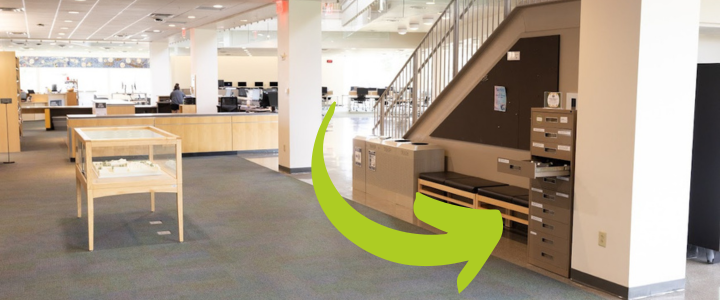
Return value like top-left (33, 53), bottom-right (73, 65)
top-left (494, 86), bottom-right (507, 112)
top-left (94, 102), bottom-right (107, 116)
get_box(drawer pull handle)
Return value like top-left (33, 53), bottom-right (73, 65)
top-left (542, 208), bottom-right (555, 215)
top-left (541, 238), bottom-right (554, 245)
top-left (545, 117), bottom-right (559, 123)
top-left (544, 148), bottom-right (557, 153)
top-left (542, 223), bottom-right (555, 230)
top-left (544, 133), bottom-right (558, 138)
top-left (509, 164), bottom-right (521, 171)
top-left (541, 252), bottom-right (554, 260)
top-left (543, 178), bottom-right (557, 184)
top-left (543, 194), bottom-right (555, 201)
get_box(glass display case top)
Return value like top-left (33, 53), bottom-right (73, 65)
top-left (82, 129), bottom-right (165, 140)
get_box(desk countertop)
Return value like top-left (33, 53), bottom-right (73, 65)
top-left (67, 112), bottom-right (277, 119)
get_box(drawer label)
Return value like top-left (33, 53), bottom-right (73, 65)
top-left (558, 130), bottom-right (572, 136)
top-left (531, 216), bottom-right (543, 223)
top-left (531, 201), bottom-right (543, 208)
top-left (556, 192), bottom-right (569, 198)
top-left (557, 176), bottom-right (570, 181)
top-left (533, 128), bottom-right (545, 133)
top-left (530, 231), bottom-right (537, 235)
top-left (533, 142), bottom-right (545, 148)
top-left (531, 187), bottom-right (543, 193)
top-left (536, 116), bottom-right (542, 122)
top-left (498, 158), bottom-right (510, 164)
top-left (560, 116), bottom-right (568, 123)
top-left (558, 145), bottom-right (571, 152)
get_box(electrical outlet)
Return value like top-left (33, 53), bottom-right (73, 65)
top-left (598, 231), bottom-right (607, 248)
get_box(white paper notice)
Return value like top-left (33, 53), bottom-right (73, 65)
top-left (354, 147), bottom-right (362, 166)
top-left (531, 216), bottom-right (543, 223)
top-left (560, 116), bottom-right (568, 123)
top-left (368, 151), bottom-right (376, 171)
top-left (531, 202), bottom-right (543, 208)
top-left (498, 158), bottom-right (510, 164)
top-left (532, 188), bottom-right (543, 193)
top-left (558, 145), bottom-right (571, 151)
top-left (533, 128), bottom-right (545, 133)
top-left (556, 192), bottom-right (569, 198)
top-left (558, 130), bottom-right (572, 136)
top-left (533, 142), bottom-right (545, 148)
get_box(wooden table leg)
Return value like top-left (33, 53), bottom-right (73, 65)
top-left (76, 178), bottom-right (82, 218)
top-left (150, 191), bottom-right (155, 212)
top-left (177, 187), bottom-right (183, 243)
top-left (87, 190), bottom-right (94, 251)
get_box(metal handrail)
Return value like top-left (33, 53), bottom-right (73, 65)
top-left (373, 0), bottom-right (561, 137)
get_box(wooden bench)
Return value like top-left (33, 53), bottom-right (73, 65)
top-left (417, 172), bottom-right (529, 226)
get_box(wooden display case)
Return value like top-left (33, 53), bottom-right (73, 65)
top-left (74, 126), bottom-right (183, 251)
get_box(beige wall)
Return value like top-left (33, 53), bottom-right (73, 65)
top-left (171, 56), bottom-right (279, 91)
top-left (406, 1), bottom-right (581, 188)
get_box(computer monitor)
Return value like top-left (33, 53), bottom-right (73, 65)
top-left (224, 82), bottom-right (233, 87)
top-left (238, 82), bottom-right (247, 87)
top-left (28, 89), bottom-right (35, 94)
top-left (322, 87), bottom-right (328, 95)
top-left (254, 82), bottom-right (263, 87)
top-left (218, 80), bottom-right (225, 88)
top-left (238, 88), bottom-right (247, 97)
top-left (377, 88), bottom-right (386, 97)
top-left (51, 84), bottom-right (58, 92)
top-left (220, 97), bottom-right (237, 106)
top-left (269, 81), bottom-right (278, 87)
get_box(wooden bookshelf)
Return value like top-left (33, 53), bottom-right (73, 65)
top-left (0, 52), bottom-right (21, 153)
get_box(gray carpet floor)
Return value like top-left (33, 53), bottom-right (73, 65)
top-left (0, 122), bottom-right (604, 299)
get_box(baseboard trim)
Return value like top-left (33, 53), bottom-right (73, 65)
top-left (182, 151), bottom-right (238, 158)
top-left (571, 269), bottom-right (685, 299)
top-left (279, 165), bottom-right (311, 174)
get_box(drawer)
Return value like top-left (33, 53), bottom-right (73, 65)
top-left (531, 127), bottom-right (574, 147)
top-left (529, 229), bottom-right (570, 254)
top-left (529, 214), bottom-right (571, 239)
top-left (530, 141), bottom-right (573, 162)
top-left (531, 176), bottom-right (573, 196)
top-left (497, 158), bottom-right (571, 179)
top-left (531, 110), bottom-right (575, 129)
top-left (528, 242), bottom-right (570, 277)
top-left (530, 202), bottom-right (572, 225)
top-left (530, 188), bottom-right (572, 209)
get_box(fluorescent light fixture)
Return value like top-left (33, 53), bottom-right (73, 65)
top-left (64, 20), bottom-right (73, 23)
top-left (240, 19), bottom-right (248, 22)
top-left (213, 4), bottom-right (223, 8)
top-left (58, 32), bottom-right (65, 35)
top-left (152, 30), bottom-right (161, 32)
top-left (69, 11), bottom-right (79, 14)
top-left (169, 24), bottom-right (176, 27)
top-left (409, 22), bottom-right (419, 30)
top-left (141, 34), bottom-right (147, 37)
top-left (426, 0), bottom-right (435, 4)
top-left (398, 26), bottom-right (407, 35)
top-left (423, 16), bottom-right (434, 25)
top-left (188, 16), bottom-right (195, 19)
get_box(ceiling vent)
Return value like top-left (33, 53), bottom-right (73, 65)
top-left (11, 41), bottom-right (26, 45)
top-left (149, 13), bottom-right (174, 18)
top-left (6, 32), bottom-right (27, 36)
top-left (196, 5), bottom-right (224, 11)
top-left (0, 7), bottom-right (24, 12)
top-left (114, 34), bottom-right (129, 38)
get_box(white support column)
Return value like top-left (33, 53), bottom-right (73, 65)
top-left (150, 41), bottom-right (171, 105)
top-left (190, 28), bottom-right (219, 114)
top-left (572, 0), bottom-right (701, 298)
top-left (277, 0), bottom-right (322, 173)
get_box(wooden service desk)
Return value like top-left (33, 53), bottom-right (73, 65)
top-left (67, 112), bottom-right (278, 160)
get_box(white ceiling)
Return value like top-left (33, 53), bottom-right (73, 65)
top-left (0, 0), bottom-right (274, 42)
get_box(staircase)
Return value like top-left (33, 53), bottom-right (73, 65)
top-left (372, 0), bottom-right (562, 138)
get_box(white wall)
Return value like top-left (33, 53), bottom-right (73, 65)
top-left (150, 41), bottom-right (172, 104)
top-left (698, 34), bottom-right (720, 63)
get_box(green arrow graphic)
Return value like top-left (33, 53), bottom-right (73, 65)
top-left (311, 102), bottom-right (503, 293)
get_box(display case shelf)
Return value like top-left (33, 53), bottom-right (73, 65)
top-left (74, 126), bottom-right (183, 251)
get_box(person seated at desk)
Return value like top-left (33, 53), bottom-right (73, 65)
top-left (20, 89), bottom-right (28, 102)
top-left (170, 83), bottom-right (185, 113)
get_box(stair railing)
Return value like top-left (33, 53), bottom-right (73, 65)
top-left (373, 0), bottom-right (561, 137)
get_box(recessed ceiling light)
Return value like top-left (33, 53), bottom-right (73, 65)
top-left (181, 27), bottom-right (186, 30)
top-left (152, 30), bottom-right (161, 33)
top-left (69, 11), bottom-right (79, 14)
top-left (169, 24), bottom-right (176, 27)
top-left (398, 26), bottom-right (407, 35)
top-left (409, 22), bottom-right (419, 30)
top-left (213, 5), bottom-right (223, 8)
top-left (240, 19), bottom-right (247, 22)
top-left (426, 0), bottom-right (435, 4)
top-left (58, 33), bottom-right (65, 35)
top-left (64, 20), bottom-right (73, 23)
top-left (423, 17), bottom-right (434, 25)
top-left (75, 0), bottom-right (86, 2)
top-left (188, 16), bottom-right (196, 19)
top-left (61, 27), bottom-right (69, 30)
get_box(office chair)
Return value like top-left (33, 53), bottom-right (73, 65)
top-left (355, 88), bottom-right (369, 111)
top-left (218, 97), bottom-right (239, 112)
